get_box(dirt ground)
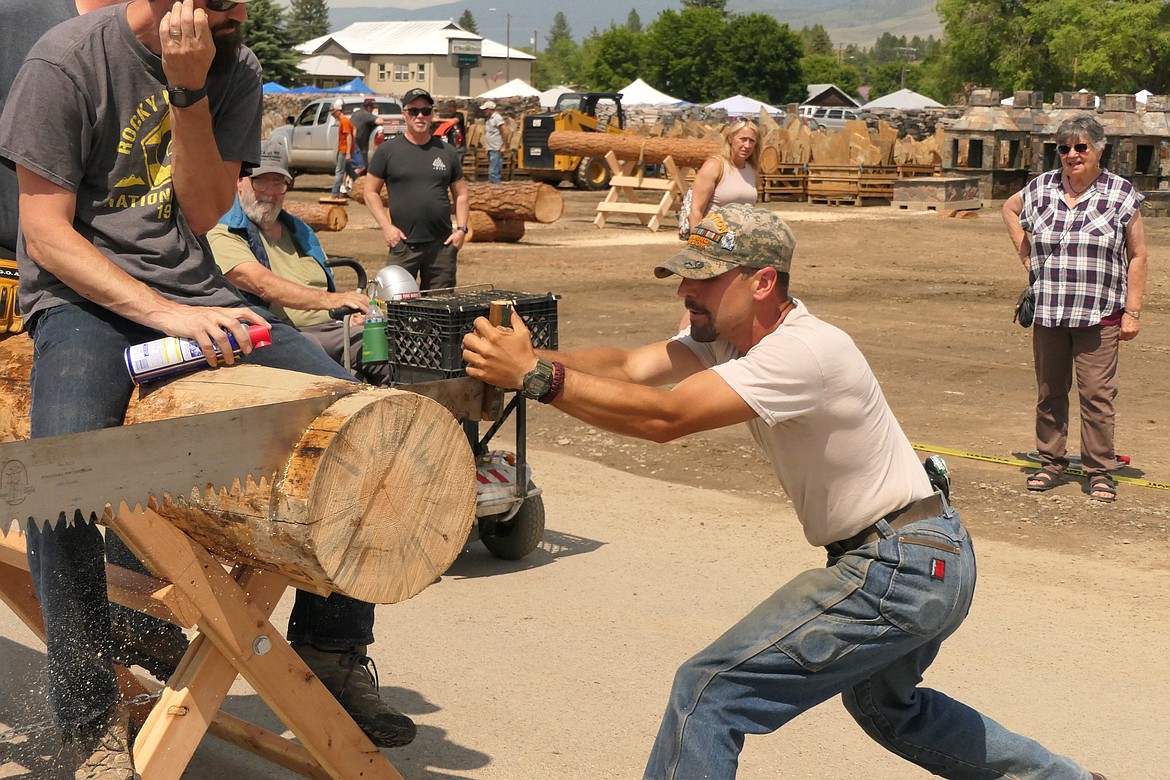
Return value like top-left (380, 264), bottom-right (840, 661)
top-left (2, 176), bottom-right (1166, 779)
top-left (306, 175), bottom-right (1170, 559)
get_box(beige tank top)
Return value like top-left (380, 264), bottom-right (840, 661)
top-left (711, 161), bottom-right (758, 209)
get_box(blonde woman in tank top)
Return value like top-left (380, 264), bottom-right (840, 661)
top-left (687, 119), bottom-right (761, 230)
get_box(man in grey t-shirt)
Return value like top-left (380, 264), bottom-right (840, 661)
top-left (0, 1), bottom-right (414, 770)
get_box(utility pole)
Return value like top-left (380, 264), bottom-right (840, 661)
top-left (505, 13), bottom-right (511, 82)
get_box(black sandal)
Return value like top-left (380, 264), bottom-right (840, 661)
top-left (1088, 475), bottom-right (1117, 503)
top-left (1026, 467), bottom-right (1064, 492)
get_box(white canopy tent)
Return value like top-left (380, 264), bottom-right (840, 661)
top-left (476, 78), bottom-right (541, 100)
top-left (861, 88), bottom-right (943, 110)
top-left (707, 94), bottom-right (783, 118)
top-left (539, 85), bottom-right (575, 108)
top-left (617, 78), bottom-right (683, 105)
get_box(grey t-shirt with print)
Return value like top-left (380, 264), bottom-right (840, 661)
top-left (0, 4), bottom-right (263, 317)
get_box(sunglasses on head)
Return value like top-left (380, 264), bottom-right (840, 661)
top-left (205, 0), bottom-right (242, 11)
top-left (1057, 143), bottom-right (1090, 155)
top-left (406, 106), bottom-right (434, 117)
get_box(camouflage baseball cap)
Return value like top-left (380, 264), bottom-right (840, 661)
top-left (655, 203), bottom-right (796, 280)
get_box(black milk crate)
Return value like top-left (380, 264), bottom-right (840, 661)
top-left (386, 289), bottom-right (559, 383)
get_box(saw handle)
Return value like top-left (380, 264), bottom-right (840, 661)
top-left (481, 300), bottom-right (512, 421)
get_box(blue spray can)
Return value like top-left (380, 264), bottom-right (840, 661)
top-left (124, 323), bottom-right (273, 384)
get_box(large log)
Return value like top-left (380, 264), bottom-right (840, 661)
top-left (549, 131), bottom-right (720, 169)
top-left (466, 210), bottom-right (525, 243)
top-left (465, 182), bottom-right (563, 223)
top-left (347, 174), bottom-right (383, 206)
top-left (0, 336), bottom-right (475, 605)
top-left (284, 202), bottom-right (348, 232)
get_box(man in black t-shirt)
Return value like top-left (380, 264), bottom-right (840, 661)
top-left (363, 87), bottom-right (469, 290)
top-left (349, 96), bottom-right (380, 171)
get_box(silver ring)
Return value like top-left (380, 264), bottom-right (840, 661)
top-left (169, 29), bottom-right (181, 38)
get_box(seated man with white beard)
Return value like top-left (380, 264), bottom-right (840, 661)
top-left (207, 141), bottom-right (384, 380)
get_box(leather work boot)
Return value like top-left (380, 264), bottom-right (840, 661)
top-left (293, 643), bottom-right (417, 748)
top-left (109, 614), bottom-right (189, 681)
top-left (71, 703), bottom-right (139, 780)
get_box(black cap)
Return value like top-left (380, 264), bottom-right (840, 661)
top-left (402, 88), bottom-right (434, 106)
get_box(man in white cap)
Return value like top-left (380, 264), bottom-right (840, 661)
top-left (480, 99), bottom-right (509, 183)
top-left (462, 203), bottom-right (1108, 780)
top-left (0, 2), bottom-right (416, 775)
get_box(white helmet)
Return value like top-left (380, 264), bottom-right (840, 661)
top-left (373, 265), bottom-right (420, 301)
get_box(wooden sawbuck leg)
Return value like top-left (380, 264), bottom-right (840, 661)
top-left (105, 503), bottom-right (404, 780)
top-left (0, 511), bottom-right (404, 780)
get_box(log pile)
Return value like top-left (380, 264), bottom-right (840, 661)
top-left (0, 337), bottom-right (476, 605)
top-left (284, 201), bottom-right (348, 232)
top-left (350, 177), bottom-right (561, 243)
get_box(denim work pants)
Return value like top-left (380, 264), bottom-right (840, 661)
top-left (644, 501), bottom-right (1090, 780)
top-left (487, 149), bottom-right (503, 183)
top-left (26, 301), bottom-right (376, 731)
top-left (387, 239), bottom-right (458, 291)
top-left (332, 152), bottom-right (357, 196)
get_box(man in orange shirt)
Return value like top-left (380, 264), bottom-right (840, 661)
top-left (329, 98), bottom-right (355, 198)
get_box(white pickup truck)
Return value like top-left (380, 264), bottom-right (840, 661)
top-left (268, 95), bottom-right (405, 183)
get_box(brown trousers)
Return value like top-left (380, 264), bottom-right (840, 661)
top-left (1032, 322), bottom-right (1120, 477)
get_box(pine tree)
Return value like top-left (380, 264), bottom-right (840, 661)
top-left (626, 9), bottom-right (642, 32)
top-left (458, 9), bottom-right (479, 34)
top-left (287, 0), bottom-right (329, 44)
top-left (242, 0), bottom-right (303, 85)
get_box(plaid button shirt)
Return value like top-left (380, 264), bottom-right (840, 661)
top-left (1018, 168), bottom-right (1143, 328)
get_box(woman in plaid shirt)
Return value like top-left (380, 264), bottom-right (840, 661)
top-left (1002, 112), bottom-right (1148, 503)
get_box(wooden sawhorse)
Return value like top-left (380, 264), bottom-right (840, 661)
top-left (593, 152), bottom-right (690, 232)
top-left (0, 503), bottom-right (404, 780)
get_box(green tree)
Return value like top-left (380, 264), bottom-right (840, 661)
top-left (626, 9), bottom-right (642, 32)
top-left (800, 24), bottom-right (832, 56)
top-left (723, 15), bottom-right (803, 104)
top-left (584, 24), bottom-right (646, 91)
top-left (535, 13), bottom-right (584, 88)
top-left (286, 0), bottom-right (329, 44)
top-left (681, 0), bottom-right (728, 12)
top-left (243, 0), bottom-right (303, 85)
top-left (643, 7), bottom-right (728, 101)
top-left (458, 9), bottom-right (478, 34)
top-left (799, 53), bottom-right (861, 98)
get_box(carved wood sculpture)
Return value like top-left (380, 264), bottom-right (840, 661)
top-left (0, 336), bottom-right (476, 605)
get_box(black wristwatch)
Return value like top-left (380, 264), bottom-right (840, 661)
top-left (520, 358), bottom-right (555, 401)
top-left (167, 85), bottom-right (207, 108)
top-left (456, 225), bottom-right (469, 233)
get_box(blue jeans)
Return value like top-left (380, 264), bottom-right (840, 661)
top-left (332, 152), bottom-right (357, 196)
top-left (644, 501), bottom-right (1090, 780)
top-left (26, 302), bottom-right (375, 731)
top-left (487, 149), bottom-right (503, 183)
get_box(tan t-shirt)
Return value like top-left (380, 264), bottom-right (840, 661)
top-left (679, 300), bottom-right (931, 547)
top-left (206, 224), bottom-right (332, 329)
top-left (711, 161), bottom-right (758, 210)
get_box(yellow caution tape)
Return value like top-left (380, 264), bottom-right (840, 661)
top-left (912, 443), bottom-right (1170, 492)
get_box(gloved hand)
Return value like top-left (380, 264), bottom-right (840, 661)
top-left (0, 256), bottom-right (24, 334)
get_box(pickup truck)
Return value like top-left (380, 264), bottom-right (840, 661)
top-left (268, 95), bottom-right (405, 183)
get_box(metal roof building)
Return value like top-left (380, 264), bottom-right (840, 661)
top-left (298, 21), bottom-right (535, 99)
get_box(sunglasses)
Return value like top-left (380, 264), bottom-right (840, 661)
top-left (205, 0), bottom-right (242, 10)
top-left (406, 106), bottom-right (434, 117)
top-left (1057, 143), bottom-right (1090, 155)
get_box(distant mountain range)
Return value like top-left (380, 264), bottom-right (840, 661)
top-left (322, 0), bottom-right (941, 52)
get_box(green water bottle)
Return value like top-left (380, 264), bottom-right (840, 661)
top-left (362, 298), bottom-right (389, 363)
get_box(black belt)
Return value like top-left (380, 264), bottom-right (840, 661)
top-left (825, 493), bottom-right (946, 555)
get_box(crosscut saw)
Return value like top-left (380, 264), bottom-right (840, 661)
top-left (0, 395), bottom-right (342, 531)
